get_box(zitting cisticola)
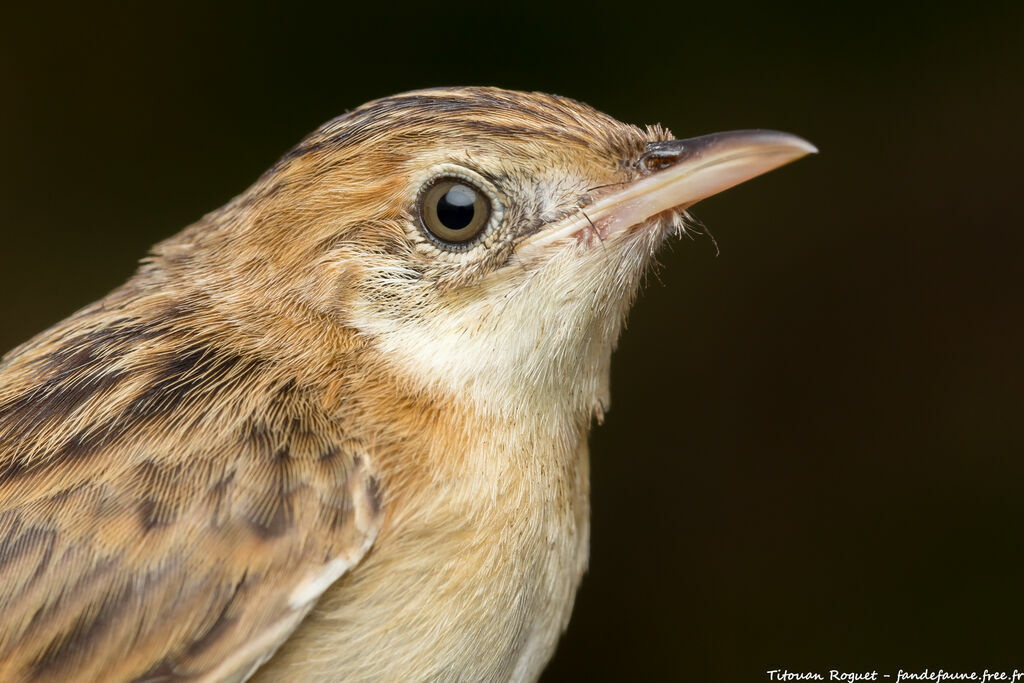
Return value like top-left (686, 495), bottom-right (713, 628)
top-left (0, 87), bottom-right (813, 681)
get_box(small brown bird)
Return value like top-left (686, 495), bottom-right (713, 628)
top-left (0, 87), bottom-right (813, 681)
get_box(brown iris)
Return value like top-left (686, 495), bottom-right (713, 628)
top-left (419, 178), bottom-right (491, 246)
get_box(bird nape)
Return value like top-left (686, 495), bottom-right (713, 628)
top-left (0, 87), bottom-right (813, 681)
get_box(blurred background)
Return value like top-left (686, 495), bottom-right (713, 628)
top-left (3, 2), bottom-right (1022, 680)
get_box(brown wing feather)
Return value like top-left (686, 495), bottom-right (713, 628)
top-left (0, 305), bottom-right (381, 682)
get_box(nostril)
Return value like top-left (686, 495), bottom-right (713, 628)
top-left (639, 140), bottom-right (690, 172)
top-left (641, 154), bottom-right (679, 172)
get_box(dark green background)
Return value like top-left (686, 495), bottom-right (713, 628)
top-left (3, 3), bottom-right (1023, 680)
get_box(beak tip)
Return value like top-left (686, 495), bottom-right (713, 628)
top-left (795, 137), bottom-right (819, 156)
top-left (757, 130), bottom-right (818, 158)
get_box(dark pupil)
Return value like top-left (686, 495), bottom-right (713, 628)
top-left (436, 184), bottom-right (476, 230)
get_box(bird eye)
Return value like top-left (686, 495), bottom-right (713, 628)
top-left (419, 177), bottom-right (492, 246)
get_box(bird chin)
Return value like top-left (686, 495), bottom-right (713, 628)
top-left (570, 207), bottom-right (685, 250)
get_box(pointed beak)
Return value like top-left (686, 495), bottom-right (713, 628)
top-left (515, 130), bottom-right (816, 256)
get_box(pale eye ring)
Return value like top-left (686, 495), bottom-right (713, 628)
top-left (418, 177), bottom-right (492, 247)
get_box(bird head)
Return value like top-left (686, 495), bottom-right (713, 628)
top-left (150, 87), bottom-right (813, 427)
